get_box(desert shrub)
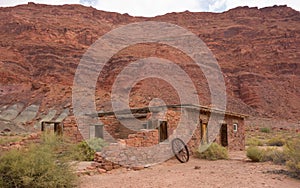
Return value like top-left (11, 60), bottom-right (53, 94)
top-left (0, 133), bottom-right (77, 188)
top-left (246, 138), bottom-right (264, 146)
top-left (260, 127), bottom-right (271, 133)
top-left (0, 136), bottom-right (21, 145)
top-left (247, 146), bottom-right (263, 162)
top-left (195, 143), bottom-right (228, 161)
top-left (247, 146), bottom-right (286, 164)
top-left (261, 148), bottom-right (286, 164)
top-left (87, 137), bottom-right (107, 152)
top-left (267, 137), bottom-right (285, 146)
top-left (284, 139), bottom-right (300, 177)
top-left (73, 137), bottom-right (107, 161)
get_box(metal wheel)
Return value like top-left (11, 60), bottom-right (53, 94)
top-left (171, 138), bottom-right (189, 163)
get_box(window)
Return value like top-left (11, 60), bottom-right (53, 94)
top-left (90, 124), bottom-right (104, 139)
top-left (146, 120), bottom-right (154, 129)
top-left (95, 124), bottom-right (104, 138)
top-left (233, 123), bottom-right (238, 132)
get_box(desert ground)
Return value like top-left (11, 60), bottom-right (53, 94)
top-left (79, 152), bottom-right (300, 188)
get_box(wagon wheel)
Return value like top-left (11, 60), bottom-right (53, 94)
top-left (171, 138), bottom-right (189, 163)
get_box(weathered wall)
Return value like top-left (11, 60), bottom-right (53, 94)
top-left (62, 115), bottom-right (83, 142)
top-left (63, 108), bottom-right (245, 151)
top-left (124, 129), bottom-right (159, 147)
top-left (225, 116), bottom-right (245, 151)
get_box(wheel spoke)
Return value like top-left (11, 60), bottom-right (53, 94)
top-left (181, 154), bottom-right (187, 161)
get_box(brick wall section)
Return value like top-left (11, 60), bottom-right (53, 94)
top-left (166, 108), bottom-right (201, 153)
top-left (125, 129), bottom-right (159, 147)
top-left (94, 153), bottom-right (122, 171)
top-left (165, 110), bottom-right (180, 136)
top-left (62, 115), bottom-right (83, 142)
top-left (100, 116), bottom-right (137, 139)
top-left (226, 117), bottom-right (245, 151)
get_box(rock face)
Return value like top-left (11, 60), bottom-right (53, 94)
top-left (0, 3), bottom-right (299, 131)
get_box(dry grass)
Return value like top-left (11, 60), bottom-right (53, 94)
top-left (195, 143), bottom-right (228, 161)
top-left (0, 135), bottom-right (24, 145)
top-left (246, 129), bottom-right (300, 178)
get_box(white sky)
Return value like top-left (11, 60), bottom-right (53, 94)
top-left (0, 0), bottom-right (299, 17)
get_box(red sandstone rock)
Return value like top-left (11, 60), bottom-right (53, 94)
top-left (97, 168), bottom-right (107, 174)
top-left (0, 4), bottom-right (299, 133)
top-left (132, 166), bottom-right (144, 171)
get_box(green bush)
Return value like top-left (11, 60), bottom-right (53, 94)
top-left (247, 146), bottom-right (263, 162)
top-left (195, 143), bottom-right (228, 161)
top-left (260, 127), bottom-right (271, 133)
top-left (246, 138), bottom-right (264, 146)
top-left (261, 148), bottom-right (286, 164)
top-left (284, 139), bottom-right (300, 177)
top-left (0, 133), bottom-right (77, 188)
top-left (87, 137), bottom-right (107, 152)
top-left (267, 137), bottom-right (285, 146)
top-left (247, 146), bottom-right (286, 164)
top-left (73, 137), bottom-right (107, 161)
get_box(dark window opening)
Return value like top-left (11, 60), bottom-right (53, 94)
top-left (95, 124), bottom-right (104, 139)
top-left (54, 123), bottom-right (63, 135)
top-left (90, 124), bottom-right (104, 139)
top-left (233, 123), bottom-right (238, 132)
top-left (41, 121), bottom-right (63, 135)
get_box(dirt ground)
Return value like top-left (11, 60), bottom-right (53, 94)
top-left (79, 152), bottom-right (300, 188)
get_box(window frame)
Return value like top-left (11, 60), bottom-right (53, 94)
top-left (233, 123), bottom-right (238, 132)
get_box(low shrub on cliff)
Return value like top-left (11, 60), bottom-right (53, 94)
top-left (195, 143), bottom-right (228, 161)
top-left (0, 133), bottom-right (77, 188)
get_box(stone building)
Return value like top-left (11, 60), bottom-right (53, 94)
top-left (86, 104), bottom-right (247, 152)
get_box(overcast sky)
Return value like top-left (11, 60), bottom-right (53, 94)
top-left (0, 0), bottom-right (299, 17)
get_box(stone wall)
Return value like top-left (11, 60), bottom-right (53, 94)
top-left (97, 129), bottom-right (172, 167)
top-left (100, 116), bottom-right (138, 140)
top-left (63, 107), bottom-right (245, 152)
top-left (226, 117), bottom-right (245, 151)
top-left (125, 129), bottom-right (159, 147)
top-left (62, 115), bottom-right (83, 142)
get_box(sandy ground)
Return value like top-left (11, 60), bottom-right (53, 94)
top-left (79, 152), bottom-right (300, 188)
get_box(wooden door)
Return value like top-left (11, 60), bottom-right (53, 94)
top-left (220, 124), bottom-right (228, 147)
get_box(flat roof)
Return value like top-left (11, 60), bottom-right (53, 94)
top-left (94, 104), bottom-right (248, 119)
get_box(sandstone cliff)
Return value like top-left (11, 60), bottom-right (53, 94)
top-left (0, 3), bottom-right (299, 131)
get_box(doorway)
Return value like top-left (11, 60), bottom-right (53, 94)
top-left (220, 124), bottom-right (228, 147)
top-left (201, 122), bottom-right (208, 144)
top-left (159, 121), bottom-right (168, 142)
top-left (41, 121), bottom-right (63, 135)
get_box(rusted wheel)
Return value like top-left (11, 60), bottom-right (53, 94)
top-left (171, 138), bottom-right (189, 163)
